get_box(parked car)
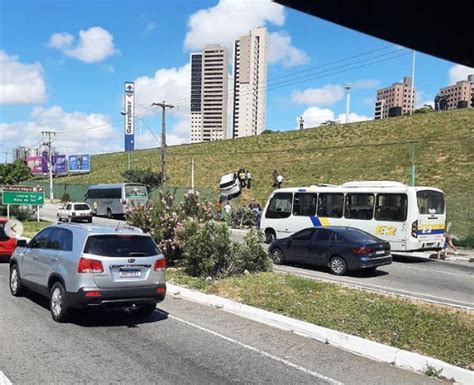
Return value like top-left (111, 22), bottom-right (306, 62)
top-left (0, 218), bottom-right (17, 262)
top-left (57, 202), bottom-right (92, 223)
top-left (9, 223), bottom-right (166, 322)
top-left (268, 226), bottom-right (392, 275)
top-left (219, 173), bottom-right (241, 200)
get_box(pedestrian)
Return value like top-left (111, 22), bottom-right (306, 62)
top-left (438, 232), bottom-right (459, 259)
top-left (246, 170), bottom-right (252, 189)
top-left (276, 173), bottom-right (284, 189)
top-left (224, 201), bottom-right (231, 215)
top-left (238, 168), bottom-right (246, 188)
top-left (255, 204), bottom-right (263, 230)
top-left (272, 170), bottom-right (278, 187)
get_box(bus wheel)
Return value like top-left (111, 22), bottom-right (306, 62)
top-left (106, 209), bottom-right (113, 219)
top-left (265, 229), bottom-right (276, 244)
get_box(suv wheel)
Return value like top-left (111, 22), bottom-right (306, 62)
top-left (10, 265), bottom-right (24, 297)
top-left (50, 282), bottom-right (69, 322)
top-left (329, 256), bottom-right (347, 276)
top-left (265, 229), bottom-right (276, 243)
top-left (135, 303), bottom-right (157, 318)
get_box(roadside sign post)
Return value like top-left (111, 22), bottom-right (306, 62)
top-left (1, 185), bottom-right (45, 222)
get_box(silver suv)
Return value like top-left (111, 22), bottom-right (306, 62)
top-left (9, 223), bottom-right (166, 322)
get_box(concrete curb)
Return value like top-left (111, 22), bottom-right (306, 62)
top-left (167, 283), bottom-right (473, 384)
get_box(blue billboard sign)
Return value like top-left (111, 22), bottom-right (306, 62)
top-left (52, 154), bottom-right (67, 174)
top-left (68, 154), bottom-right (90, 173)
top-left (124, 81), bottom-right (135, 152)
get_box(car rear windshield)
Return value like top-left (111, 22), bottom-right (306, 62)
top-left (74, 204), bottom-right (90, 210)
top-left (341, 228), bottom-right (380, 243)
top-left (83, 235), bottom-right (159, 257)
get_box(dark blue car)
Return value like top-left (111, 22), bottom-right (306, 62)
top-left (268, 226), bottom-right (392, 275)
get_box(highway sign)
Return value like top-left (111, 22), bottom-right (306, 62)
top-left (1, 185), bottom-right (45, 205)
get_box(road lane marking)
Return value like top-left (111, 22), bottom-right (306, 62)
top-left (274, 266), bottom-right (474, 310)
top-left (161, 312), bottom-right (344, 385)
top-left (0, 371), bottom-right (12, 385)
top-left (393, 264), bottom-right (473, 278)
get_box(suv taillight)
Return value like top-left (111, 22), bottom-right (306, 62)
top-left (77, 257), bottom-right (104, 273)
top-left (154, 258), bottom-right (166, 271)
top-left (411, 220), bottom-right (418, 238)
top-left (352, 247), bottom-right (374, 254)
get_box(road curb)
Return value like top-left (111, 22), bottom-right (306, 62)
top-left (167, 283), bottom-right (473, 384)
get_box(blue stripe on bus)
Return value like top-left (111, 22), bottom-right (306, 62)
top-left (310, 216), bottom-right (321, 226)
top-left (298, 189), bottom-right (306, 192)
top-left (417, 229), bottom-right (444, 235)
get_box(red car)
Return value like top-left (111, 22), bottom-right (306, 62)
top-left (0, 217), bottom-right (17, 262)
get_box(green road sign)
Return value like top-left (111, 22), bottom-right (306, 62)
top-left (1, 185), bottom-right (45, 205)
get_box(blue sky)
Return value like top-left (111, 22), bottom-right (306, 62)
top-left (1, 0), bottom-right (472, 157)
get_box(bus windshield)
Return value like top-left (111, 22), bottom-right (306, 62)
top-left (125, 185), bottom-right (147, 199)
top-left (417, 190), bottom-right (445, 214)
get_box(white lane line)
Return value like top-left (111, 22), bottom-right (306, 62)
top-left (274, 266), bottom-right (474, 310)
top-left (393, 264), bottom-right (473, 278)
top-left (0, 371), bottom-right (12, 385)
top-left (162, 312), bottom-right (344, 385)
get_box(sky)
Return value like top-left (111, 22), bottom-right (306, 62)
top-left (1, 0), bottom-right (473, 158)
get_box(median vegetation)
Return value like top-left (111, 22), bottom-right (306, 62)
top-left (168, 269), bottom-right (474, 370)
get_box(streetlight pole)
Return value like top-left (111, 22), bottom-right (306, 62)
top-left (344, 84), bottom-right (352, 123)
top-left (152, 101), bottom-right (174, 192)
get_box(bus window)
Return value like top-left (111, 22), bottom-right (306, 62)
top-left (345, 193), bottom-right (375, 220)
top-left (265, 193), bottom-right (293, 219)
top-left (293, 193), bottom-right (317, 216)
top-left (417, 190), bottom-right (445, 214)
top-left (375, 193), bottom-right (407, 221)
top-left (317, 193), bottom-right (344, 218)
top-left (125, 185), bottom-right (147, 199)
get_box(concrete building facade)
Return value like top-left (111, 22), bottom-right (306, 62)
top-left (189, 45), bottom-right (228, 143)
top-left (374, 76), bottom-right (415, 119)
top-left (437, 74), bottom-right (474, 110)
top-left (232, 27), bottom-right (267, 138)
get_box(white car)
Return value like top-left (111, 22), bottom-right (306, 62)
top-left (57, 202), bottom-right (93, 223)
top-left (219, 173), bottom-right (241, 200)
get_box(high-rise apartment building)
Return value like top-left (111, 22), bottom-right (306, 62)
top-left (232, 27), bottom-right (267, 138)
top-left (437, 74), bottom-right (474, 110)
top-left (12, 146), bottom-right (31, 162)
top-left (190, 45), bottom-right (228, 143)
top-left (374, 76), bottom-right (415, 119)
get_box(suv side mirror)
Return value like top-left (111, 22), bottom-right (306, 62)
top-left (16, 239), bottom-right (28, 248)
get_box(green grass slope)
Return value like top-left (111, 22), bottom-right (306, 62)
top-left (55, 109), bottom-right (474, 237)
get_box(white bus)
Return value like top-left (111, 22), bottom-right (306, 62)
top-left (86, 183), bottom-right (148, 218)
top-left (260, 181), bottom-right (446, 252)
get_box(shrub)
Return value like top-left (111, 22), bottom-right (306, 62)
top-left (10, 206), bottom-right (35, 221)
top-left (229, 205), bottom-right (256, 228)
top-left (61, 193), bottom-right (71, 202)
top-left (236, 229), bottom-right (273, 273)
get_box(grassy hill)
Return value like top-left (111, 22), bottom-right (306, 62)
top-left (54, 109), bottom-right (474, 237)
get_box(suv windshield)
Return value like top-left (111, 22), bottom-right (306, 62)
top-left (417, 190), bottom-right (445, 214)
top-left (125, 185), bottom-right (147, 199)
top-left (74, 204), bottom-right (90, 211)
top-left (84, 235), bottom-right (159, 257)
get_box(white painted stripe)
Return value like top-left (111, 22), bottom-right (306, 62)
top-left (274, 266), bottom-right (474, 310)
top-left (0, 371), bottom-right (12, 385)
top-left (163, 312), bottom-right (344, 385)
top-left (394, 264), bottom-right (473, 278)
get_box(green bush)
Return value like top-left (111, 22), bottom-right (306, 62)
top-left (228, 205), bottom-right (256, 228)
top-left (457, 228), bottom-right (474, 248)
top-left (61, 193), bottom-right (71, 202)
top-left (7, 206), bottom-right (35, 221)
top-left (236, 229), bottom-right (273, 273)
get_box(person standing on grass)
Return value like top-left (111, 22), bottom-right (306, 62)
top-left (246, 170), bottom-right (252, 189)
top-left (276, 173), bottom-right (284, 189)
top-left (272, 170), bottom-right (278, 187)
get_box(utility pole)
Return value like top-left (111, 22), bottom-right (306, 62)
top-left (1, 152), bottom-right (8, 164)
top-left (41, 130), bottom-right (56, 202)
top-left (152, 101), bottom-right (174, 192)
top-left (344, 84), bottom-right (352, 123)
top-left (191, 158), bottom-right (195, 192)
top-left (411, 143), bottom-right (416, 186)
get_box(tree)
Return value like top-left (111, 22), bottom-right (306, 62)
top-left (122, 169), bottom-right (162, 192)
top-left (414, 105), bottom-right (434, 114)
top-left (261, 129), bottom-right (279, 135)
top-left (0, 160), bottom-right (31, 185)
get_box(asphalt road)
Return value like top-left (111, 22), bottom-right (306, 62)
top-left (39, 204), bottom-right (474, 310)
top-left (0, 264), bottom-right (441, 385)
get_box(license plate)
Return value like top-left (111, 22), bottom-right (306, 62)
top-left (376, 250), bottom-right (385, 255)
top-left (119, 270), bottom-right (141, 278)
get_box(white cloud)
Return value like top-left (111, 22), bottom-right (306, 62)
top-left (336, 112), bottom-right (371, 124)
top-left (1, 106), bottom-right (120, 154)
top-left (146, 22), bottom-right (156, 32)
top-left (0, 50), bottom-right (46, 104)
top-left (184, 0), bottom-right (284, 50)
top-left (291, 85), bottom-right (344, 106)
top-left (134, 63), bottom-right (191, 119)
top-left (448, 64), bottom-right (474, 84)
top-left (48, 27), bottom-right (117, 63)
top-left (267, 31), bottom-right (310, 68)
top-left (184, 0), bottom-right (307, 68)
top-left (298, 107), bottom-right (370, 128)
top-left (352, 79), bottom-right (380, 89)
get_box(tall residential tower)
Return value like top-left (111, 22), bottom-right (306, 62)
top-left (232, 27), bottom-right (267, 138)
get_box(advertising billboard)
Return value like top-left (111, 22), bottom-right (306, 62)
top-left (26, 156), bottom-right (47, 174)
top-left (124, 81), bottom-right (135, 152)
top-left (52, 154), bottom-right (67, 174)
top-left (68, 154), bottom-right (90, 172)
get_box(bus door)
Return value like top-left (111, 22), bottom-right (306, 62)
top-left (415, 190), bottom-right (446, 249)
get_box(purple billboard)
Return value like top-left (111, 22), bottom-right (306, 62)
top-left (27, 156), bottom-right (47, 174)
top-left (52, 154), bottom-right (67, 174)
